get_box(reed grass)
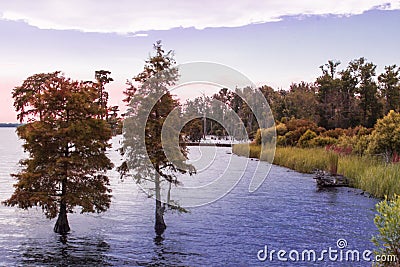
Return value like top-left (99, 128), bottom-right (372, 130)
top-left (232, 143), bottom-right (260, 159)
top-left (232, 144), bottom-right (400, 198)
top-left (339, 157), bottom-right (400, 198)
top-left (273, 147), bottom-right (329, 173)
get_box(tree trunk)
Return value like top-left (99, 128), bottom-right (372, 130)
top-left (54, 179), bottom-right (70, 234)
top-left (154, 173), bottom-right (166, 236)
top-left (54, 201), bottom-right (70, 234)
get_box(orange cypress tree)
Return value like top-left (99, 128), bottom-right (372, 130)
top-left (4, 71), bottom-right (114, 234)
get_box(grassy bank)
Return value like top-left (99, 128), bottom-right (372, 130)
top-left (233, 144), bottom-right (400, 198)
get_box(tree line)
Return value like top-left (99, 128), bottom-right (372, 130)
top-left (182, 58), bottom-right (400, 142)
top-left (269, 58), bottom-right (400, 129)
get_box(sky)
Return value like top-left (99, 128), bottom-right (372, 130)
top-left (1, 1), bottom-right (400, 122)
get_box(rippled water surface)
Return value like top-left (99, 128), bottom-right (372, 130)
top-left (0, 128), bottom-right (378, 266)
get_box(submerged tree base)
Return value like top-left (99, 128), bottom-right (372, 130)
top-left (54, 210), bottom-right (70, 234)
top-left (155, 222), bottom-right (167, 236)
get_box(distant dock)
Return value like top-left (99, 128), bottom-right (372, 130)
top-left (180, 135), bottom-right (244, 147)
top-left (182, 142), bottom-right (232, 147)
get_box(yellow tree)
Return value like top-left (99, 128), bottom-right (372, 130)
top-left (367, 110), bottom-right (400, 163)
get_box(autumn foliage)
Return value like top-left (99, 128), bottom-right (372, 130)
top-left (4, 71), bottom-right (113, 234)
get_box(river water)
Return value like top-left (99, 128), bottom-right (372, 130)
top-left (0, 128), bottom-right (378, 266)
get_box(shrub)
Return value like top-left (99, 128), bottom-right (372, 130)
top-left (367, 110), bottom-right (400, 163)
top-left (280, 117), bottom-right (289, 124)
top-left (297, 129), bottom-right (317, 148)
top-left (321, 128), bottom-right (345, 139)
top-left (309, 136), bottom-right (337, 147)
top-left (284, 128), bottom-right (309, 146)
top-left (336, 135), bottom-right (370, 156)
top-left (316, 127), bottom-right (327, 135)
top-left (345, 125), bottom-right (372, 137)
top-left (277, 135), bottom-right (287, 146)
top-left (353, 135), bottom-right (371, 156)
top-left (285, 118), bottom-right (318, 132)
top-left (284, 131), bottom-right (297, 146)
top-left (275, 123), bottom-right (288, 136)
top-left (372, 195), bottom-right (400, 266)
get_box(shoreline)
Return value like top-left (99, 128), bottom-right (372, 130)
top-left (232, 144), bottom-right (399, 199)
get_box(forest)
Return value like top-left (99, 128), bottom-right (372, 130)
top-left (183, 58), bottom-right (400, 139)
top-left (184, 57), bottom-right (400, 166)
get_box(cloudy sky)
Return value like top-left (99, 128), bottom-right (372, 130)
top-left (1, 1), bottom-right (400, 122)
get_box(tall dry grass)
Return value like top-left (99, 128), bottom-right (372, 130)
top-left (232, 144), bottom-right (400, 198)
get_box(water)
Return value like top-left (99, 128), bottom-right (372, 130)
top-left (0, 128), bottom-right (378, 266)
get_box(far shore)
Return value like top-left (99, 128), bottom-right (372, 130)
top-left (0, 123), bottom-right (21, 128)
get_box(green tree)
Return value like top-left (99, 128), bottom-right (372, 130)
top-left (338, 68), bottom-right (359, 128)
top-left (94, 70), bottom-right (113, 119)
top-left (317, 59), bottom-right (363, 129)
top-left (212, 88), bottom-right (234, 107)
top-left (272, 89), bottom-right (290, 121)
top-left (316, 60), bottom-right (343, 129)
top-left (285, 82), bottom-right (319, 122)
top-left (183, 97), bottom-right (208, 138)
top-left (236, 86), bottom-right (273, 138)
top-left (348, 57), bottom-right (382, 127)
top-left (321, 60), bottom-right (341, 79)
top-left (4, 71), bottom-right (113, 234)
top-left (120, 41), bottom-right (194, 236)
top-left (236, 87), bottom-right (257, 136)
top-left (211, 88), bottom-right (235, 136)
top-left (258, 85), bottom-right (282, 121)
top-left (107, 105), bottom-right (121, 136)
top-left (378, 65), bottom-right (400, 114)
top-left (367, 110), bottom-right (400, 163)
top-left (182, 118), bottom-right (203, 142)
top-left (372, 195), bottom-right (400, 266)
